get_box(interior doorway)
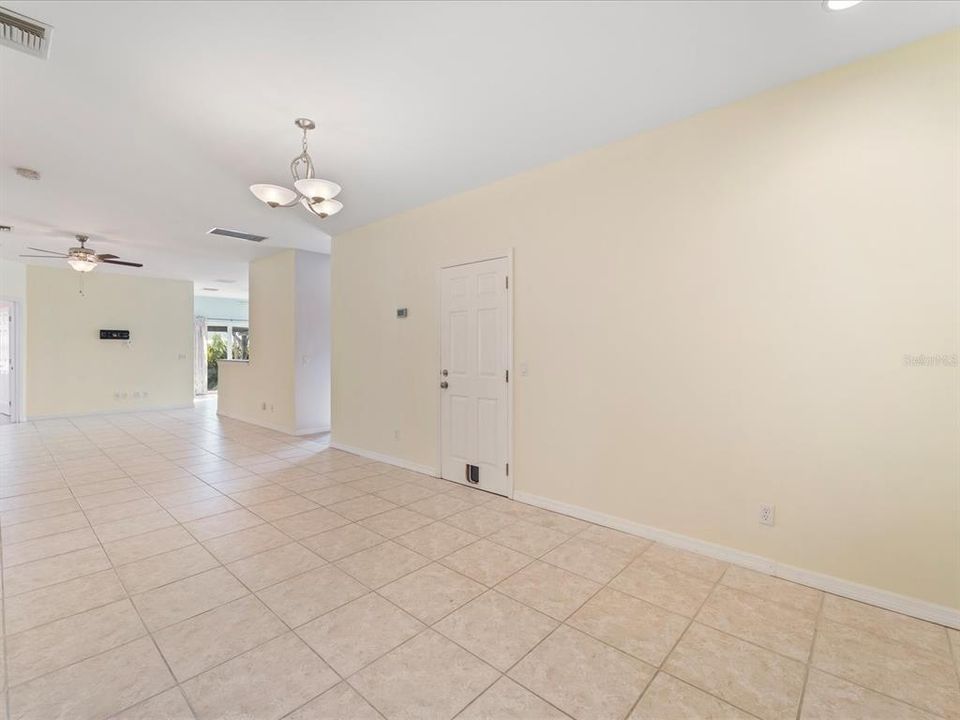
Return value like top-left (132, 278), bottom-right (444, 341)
top-left (439, 254), bottom-right (513, 497)
top-left (0, 299), bottom-right (22, 424)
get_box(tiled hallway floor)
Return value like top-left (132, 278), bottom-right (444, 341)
top-left (0, 403), bottom-right (957, 720)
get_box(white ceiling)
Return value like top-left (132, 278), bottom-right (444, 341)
top-left (1, 1), bottom-right (957, 298)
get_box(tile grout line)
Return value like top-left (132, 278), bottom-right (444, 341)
top-left (5, 410), bottom-right (957, 720)
top-left (2, 475), bottom-right (11, 720)
top-left (794, 587), bottom-right (826, 720)
top-left (43, 417), bottom-right (196, 718)
top-left (6, 490), bottom-right (934, 718)
top-left (618, 546), bottom-right (756, 720)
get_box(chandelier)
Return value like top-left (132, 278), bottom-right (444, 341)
top-left (249, 118), bottom-right (343, 219)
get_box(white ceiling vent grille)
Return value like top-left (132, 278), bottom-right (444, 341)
top-left (0, 7), bottom-right (52, 59)
top-left (207, 228), bottom-right (267, 243)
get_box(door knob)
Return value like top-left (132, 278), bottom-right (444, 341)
top-left (440, 381), bottom-right (448, 389)
top-left (441, 369), bottom-right (448, 376)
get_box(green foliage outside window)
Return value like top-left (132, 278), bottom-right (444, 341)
top-left (206, 334), bottom-right (228, 390)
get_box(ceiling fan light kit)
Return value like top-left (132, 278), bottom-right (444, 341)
top-left (19, 235), bottom-right (143, 272)
top-left (250, 118), bottom-right (343, 219)
top-left (67, 252), bottom-right (98, 273)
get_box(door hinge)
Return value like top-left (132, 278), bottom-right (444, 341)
top-left (505, 369), bottom-right (509, 382)
top-left (506, 462), bottom-right (509, 476)
top-left (505, 276), bottom-right (509, 290)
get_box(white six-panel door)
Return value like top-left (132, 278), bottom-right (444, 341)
top-left (440, 256), bottom-right (511, 497)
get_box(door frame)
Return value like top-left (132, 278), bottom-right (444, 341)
top-left (0, 297), bottom-right (25, 423)
top-left (436, 250), bottom-right (514, 498)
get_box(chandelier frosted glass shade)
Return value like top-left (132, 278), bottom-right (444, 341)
top-left (300, 197), bottom-right (343, 218)
top-left (250, 184), bottom-right (298, 208)
top-left (250, 118), bottom-right (343, 220)
top-left (294, 178), bottom-right (341, 203)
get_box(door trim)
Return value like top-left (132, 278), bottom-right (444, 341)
top-left (437, 250), bottom-right (514, 498)
top-left (0, 297), bottom-right (25, 423)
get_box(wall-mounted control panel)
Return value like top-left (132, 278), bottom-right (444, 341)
top-left (100, 329), bottom-right (130, 340)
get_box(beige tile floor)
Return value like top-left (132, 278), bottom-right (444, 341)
top-left (0, 401), bottom-right (958, 720)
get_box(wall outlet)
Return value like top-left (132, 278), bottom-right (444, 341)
top-left (759, 503), bottom-right (776, 526)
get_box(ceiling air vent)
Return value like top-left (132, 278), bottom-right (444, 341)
top-left (207, 228), bottom-right (267, 243)
top-left (0, 7), bottom-right (52, 59)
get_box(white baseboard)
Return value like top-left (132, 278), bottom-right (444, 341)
top-left (294, 425), bottom-right (331, 436)
top-left (514, 491), bottom-right (960, 630)
top-left (329, 440), bottom-right (439, 477)
top-left (309, 442), bottom-right (960, 629)
top-left (215, 412), bottom-right (292, 436)
top-left (214, 410), bottom-right (330, 438)
top-left (27, 404), bottom-right (194, 422)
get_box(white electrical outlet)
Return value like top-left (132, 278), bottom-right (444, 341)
top-left (759, 503), bottom-right (776, 526)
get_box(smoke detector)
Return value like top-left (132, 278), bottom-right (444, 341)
top-left (0, 7), bottom-right (53, 59)
top-left (14, 167), bottom-right (40, 180)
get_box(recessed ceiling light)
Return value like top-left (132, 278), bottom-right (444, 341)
top-left (822, 0), bottom-right (863, 11)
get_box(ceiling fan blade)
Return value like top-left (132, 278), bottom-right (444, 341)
top-left (96, 254), bottom-right (118, 260)
top-left (101, 259), bottom-right (143, 267)
top-left (19, 254), bottom-right (67, 258)
top-left (27, 246), bottom-right (67, 255)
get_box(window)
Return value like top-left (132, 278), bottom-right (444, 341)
top-left (205, 321), bottom-right (248, 391)
top-left (232, 326), bottom-right (249, 360)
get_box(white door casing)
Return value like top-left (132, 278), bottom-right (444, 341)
top-left (0, 303), bottom-right (10, 416)
top-left (439, 255), bottom-right (512, 497)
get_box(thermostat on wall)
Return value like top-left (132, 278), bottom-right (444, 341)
top-left (100, 329), bottom-right (130, 340)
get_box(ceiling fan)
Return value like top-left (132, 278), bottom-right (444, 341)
top-left (19, 234), bottom-right (143, 272)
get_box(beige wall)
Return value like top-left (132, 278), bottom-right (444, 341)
top-left (27, 265), bottom-right (193, 417)
top-left (218, 250), bottom-right (297, 432)
top-left (218, 249), bottom-right (331, 434)
top-left (332, 32), bottom-right (960, 610)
